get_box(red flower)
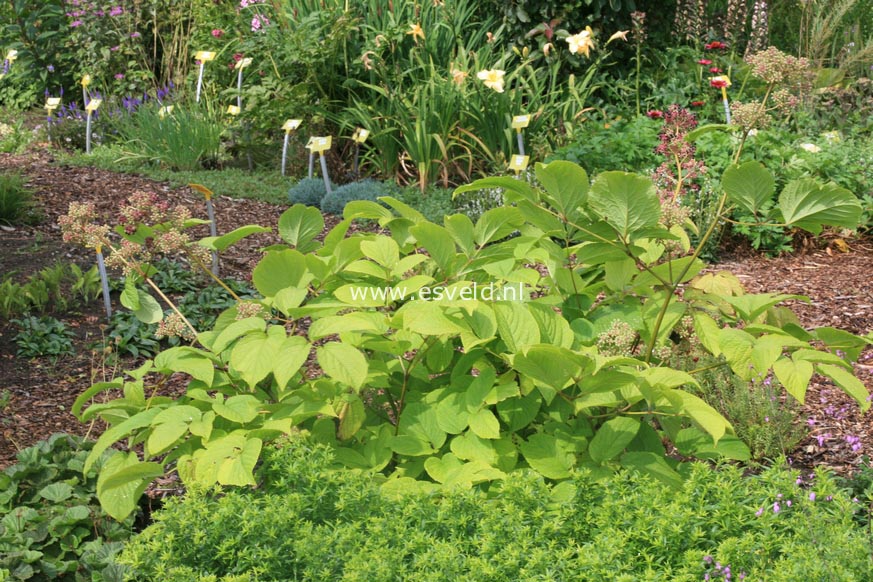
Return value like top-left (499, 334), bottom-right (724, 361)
top-left (690, 100), bottom-right (705, 107)
top-left (211, 29), bottom-right (223, 38)
top-left (233, 53), bottom-right (243, 62)
top-left (646, 110), bottom-right (664, 119)
top-left (710, 78), bottom-right (727, 88)
top-left (697, 59), bottom-right (712, 65)
top-left (705, 41), bottom-right (727, 50)
top-left (709, 67), bottom-right (721, 73)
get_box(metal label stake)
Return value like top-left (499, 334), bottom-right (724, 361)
top-left (310, 136), bottom-right (333, 193)
top-left (95, 246), bottom-right (112, 319)
top-left (194, 51), bottom-right (215, 103)
top-left (281, 119), bottom-right (301, 176)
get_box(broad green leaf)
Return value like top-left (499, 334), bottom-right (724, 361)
top-left (473, 207), bottom-right (524, 246)
top-left (194, 434), bottom-right (262, 487)
top-left (154, 347), bottom-right (215, 385)
top-left (397, 301), bottom-right (463, 335)
top-left (132, 290), bottom-right (162, 324)
top-left (38, 483), bottom-right (73, 502)
top-left (535, 160), bottom-right (589, 216)
top-left (691, 271), bottom-right (745, 296)
top-left (675, 428), bottom-right (750, 461)
top-left (337, 394), bottom-right (366, 440)
top-left (817, 364), bottom-right (871, 411)
top-left (685, 123), bottom-right (731, 141)
top-left (468, 408), bottom-right (501, 439)
top-left (209, 317), bottom-right (267, 354)
top-left (496, 392), bottom-right (541, 432)
top-left (436, 391), bottom-right (470, 434)
top-left (778, 179), bottom-right (862, 234)
top-left (85, 408), bottom-right (163, 474)
top-left (813, 327), bottom-right (868, 361)
top-left (722, 293), bottom-right (806, 322)
top-left (273, 336), bottom-right (311, 391)
top-left (692, 312), bottom-right (723, 357)
top-left (343, 200), bottom-right (393, 221)
top-left (97, 452), bottom-right (164, 521)
top-left (513, 346), bottom-right (582, 396)
top-left (317, 342), bottom-right (368, 390)
top-left (199, 225), bottom-right (271, 251)
top-left (148, 405), bottom-right (201, 455)
top-left (252, 249), bottom-right (310, 297)
top-left (453, 176), bottom-right (536, 204)
top-left (213, 394), bottom-right (261, 424)
top-left (230, 327), bottom-right (284, 388)
top-left (719, 328), bottom-right (756, 380)
top-left (278, 204), bottom-right (324, 253)
top-left (398, 402), bottom-right (446, 449)
top-left (588, 171), bottom-right (660, 238)
top-left (520, 433), bottom-right (575, 479)
top-left (721, 161), bottom-right (774, 216)
top-left (620, 451), bottom-right (682, 488)
top-left (360, 235), bottom-right (400, 268)
top-left (773, 357), bottom-right (814, 403)
top-left (120, 280), bottom-right (140, 310)
top-left (605, 258), bottom-right (637, 291)
top-left (588, 416), bottom-right (640, 463)
top-left (444, 214), bottom-right (476, 255)
top-left (411, 222), bottom-right (456, 272)
top-left (494, 302), bottom-right (540, 352)
top-left (666, 389), bottom-right (730, 442)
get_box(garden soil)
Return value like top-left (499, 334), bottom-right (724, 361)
top-left (1, 151), bottom-right (871, 479)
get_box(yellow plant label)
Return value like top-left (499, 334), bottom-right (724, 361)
top-left (45, 97), bottom-right (61, 110)
top-left (508, 154), bottom-right (529, 172)
top-left (81, 74), bottom-right (91, 87)
top-left (5, 49), bottom-right (17, 62)
top-left (511, 114), bottom-right (530, 129)
top-left (195, 51), bottom-right (216, 62)
top-left (308, 136), bottom-right (332, 153)
top-left (282, 119), bottom-right (302, 132)
top-left (234, 57), bottom-right (252, 70)
top-left (352, 128), bottom-right (369, 143)
top-left (85, 99), bottom-right (102, 112)
top-left (158, 105), bottom-right (174, 118)
top-left (227, 105), bottom-right (240, 115)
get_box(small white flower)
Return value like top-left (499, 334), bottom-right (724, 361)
top-left (799, 143), bottom-right (821, 153)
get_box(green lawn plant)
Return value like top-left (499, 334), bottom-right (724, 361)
top-left (61, 116), bottom-right (869, 519)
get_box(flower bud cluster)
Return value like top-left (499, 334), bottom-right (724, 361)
top-left (59, 202), bottom-right (110, 249)
top-left (154, 312), bottom-right (195, 341)
top-left (235, 301), bottom-right (267, 320)
top-left (596, 320), bottom-right (637, 357)
top-left (771, 88), bottom-right (800, 116)
top-left (730, 101), bottom-right (772, 131)
top-left (745, 46), bottom-right (810, 85)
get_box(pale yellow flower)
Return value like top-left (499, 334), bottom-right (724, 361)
top-left (451, 68), bottom-right (468, 86)
top-left (799, 143), bottom-right (821, 153)
top-left (477, 69), bottom-right (505, 93)
top-left (407, 23), bottom-right (425, 43)
top-left (543, 42), bottom-right (554, 57)
top-left (566, 27), bottom-right (594, 57)
top-left (607, 30), bottom-right (629, 44)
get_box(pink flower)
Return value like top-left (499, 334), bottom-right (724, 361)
top-left (70, 20), bottom-right (82, 27)
top-left (130, 31), bottom-right (141, 38)
top-left (110, 6), bottom-right (123, 16)
top-left (251, 14), bottom-right (270, 32)
top-left (709, 67), bottom-right (722, 73)
top-left (697, 59), bottom-right (712, 65)
top-left (110, 45), bottom-right (120, 51)
top-left (646, 109), bottom-right (664, 119)
top-left (115, 73), bottom-right (124, 80)
top-left (212, 29), bottom-right (224, 38)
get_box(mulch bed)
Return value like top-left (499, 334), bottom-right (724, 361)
top-left (1, 150), bottom-right (871, 476)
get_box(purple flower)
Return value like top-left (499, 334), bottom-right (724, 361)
top-left (809, 492), bottom-right (816, 501)
top-left (114, 73), bottom-right (124, 80)
top-left (130, 31), bottom-right (141, 38)
top-left (70, 20), bottom-right (82, 27)
top-left (47, 64), bottom-right (55, 72)
top-left (110, 6), bottom-right (123, 16)
top-left (703, 555), bottom-right (713, 564)
top-left (110, 45), bottom-right (120, 51)
top-left (773, 502), bottom-right (781, 513)
top-left (755, 507), bottom-right (764, 517)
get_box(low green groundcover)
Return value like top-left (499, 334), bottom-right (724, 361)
top-left (118, 437), bottom-right (872, 581)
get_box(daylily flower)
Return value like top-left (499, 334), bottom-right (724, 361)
top-left (566, 27), bottom-right (594, 57)
top-left (451, 68), bottom-right (467, 86)
top-left (407, 23), bottom-right (425, 43)
top-left (477, 69), bottom-right (505, 93)
top-left (607, 30), bottom-right (629, 44)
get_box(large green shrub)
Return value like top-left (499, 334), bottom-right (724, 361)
top-left (118, 436), bottom-right (873, 581)
top-left (64, 154), bottom-right (869, 521)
